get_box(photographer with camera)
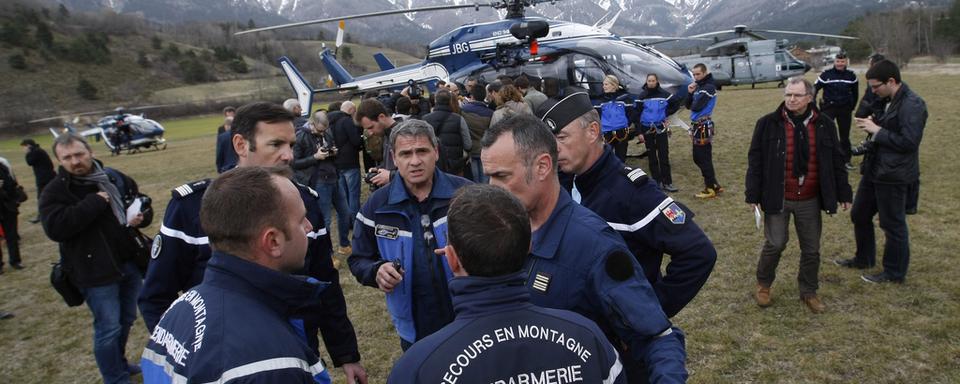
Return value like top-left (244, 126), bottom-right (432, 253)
top-left (293, 110), bottom-right (347, 236)
top-left (401, 79), bottom-right (431, 119)
top-left (356, 98), bottom-right (401, 189)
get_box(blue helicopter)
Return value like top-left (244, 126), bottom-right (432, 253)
top-left (238, 0), bottom-right (693, 114)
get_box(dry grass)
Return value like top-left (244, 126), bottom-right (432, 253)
top-left (0, 72), bottom-right (957, 383)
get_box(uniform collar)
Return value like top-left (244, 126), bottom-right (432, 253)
top-left (449, 273), bottom-right (531, 318)
top-left (203, 252), bottom-right (328, 317)
top-left (569, 146), bottom-right (621, 198)
top-left (530, 189), bottom-right (574, 260)
top-left (386, 168), bottom-right (457, 205)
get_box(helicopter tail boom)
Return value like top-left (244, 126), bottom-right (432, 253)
top-left (320, 48), bottom-right (355, 86)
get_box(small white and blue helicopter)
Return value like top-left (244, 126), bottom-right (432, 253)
top-left (238, 0), bottom-right (693, 113)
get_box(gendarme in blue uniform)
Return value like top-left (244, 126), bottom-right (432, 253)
top-left (561, 147), bottom-right (717, 317)
top-left (348, 169), bottom-right (472, 345)
top-left (525, 189), bottom-right (687, 383)
top-left (141, 252), bottom-right (332, 383)
top-left (138, 179), bottom-right (361, 366)
top-left (388, 273), bottom-right (625, 383)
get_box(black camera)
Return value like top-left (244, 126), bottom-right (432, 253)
top-left (407, 79), bottom-right (422, 99)
top-left (364, 169), bottom-right (381, 192)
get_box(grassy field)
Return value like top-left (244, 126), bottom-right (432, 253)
top-left (0, 72), bottom-right (957, 383)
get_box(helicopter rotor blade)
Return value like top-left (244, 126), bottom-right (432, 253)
top-left (685, 30), bottom-right (737, 39)
top-left (235, 3), bottom-right (495, 36)
top-left (751, 29), bottom-right (858, 40)
top-left (622, 35), bottom-right (712, 45)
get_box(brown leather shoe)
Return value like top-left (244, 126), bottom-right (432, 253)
top-left (801, 294), bottom-right (825, 314)
top-left (755, 284), bottom-right (772, 307)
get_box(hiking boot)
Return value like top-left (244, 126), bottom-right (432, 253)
top-left (338, 245), bottom-right (352, 255)
top-left (801, 294), bottom-right (825, 314)
top-left (755, 284), bottom-right (772, 307)
top-left (695, 187), bottom-right (717, 199)
top-left (714, 184), bottom-right (725, 194)
top-left (661, 183), bottom-right (679, 193)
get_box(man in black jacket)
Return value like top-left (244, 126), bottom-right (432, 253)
top-left (40, 133), bottom-right (150, 384)
top-left (0, 163), bottom-right (23, 272)
top-left (21, 139), bottom-right (56, 222)
top-left (837, 60), bottom-right (927, 284)
top-left (330, 101), bottom-right (363, 253)
top-left (745, 78), bottom-right (853, 313)
top-left (815, 53), bottom-right (859, 170)
top-left (423, 90), bottom-right (471, 176)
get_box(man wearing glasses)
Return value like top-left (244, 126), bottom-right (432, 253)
top-left (745, 77), bottom-right (852, 313)
top-left (348, 119), bottom-right (472, 350)
top-left (838, 60), bottom-right (927, 284)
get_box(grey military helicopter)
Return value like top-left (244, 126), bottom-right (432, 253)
top-left (628, 25), bottom-right (857, 87)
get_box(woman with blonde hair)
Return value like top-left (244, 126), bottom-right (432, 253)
top-left (598, 74), bottom-right (638, 161)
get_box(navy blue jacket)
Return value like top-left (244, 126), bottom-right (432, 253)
top-left (815, 67), bottom-right (859, 109)
top-left (141, 252), bottom-right (332, 384)
top-left (526, 189), bottom-right (687, 383)
top-left (138, 179), bottom-right (361, 366)
top-left (348, 169), bottom-right (472, 344)
top-left (388, 273), bottom-right (625, 383)
top-left (686, 73), bottom-right (718, 121)
top-left (214, 131), bottom-right (237, 174)
top-left (561, 147), bottom-right (716, 318)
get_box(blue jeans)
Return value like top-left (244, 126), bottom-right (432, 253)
top-left (82, 261), bottom-right (142, 384)
top-left (314, 178), bottom-right (349, 240)
top-left (470, 156), bottom-right (488, 184)
top-left (338, 168), bottom-right (361, 247)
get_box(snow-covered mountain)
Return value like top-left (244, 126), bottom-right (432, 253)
top-left (57, 0), bottom-right (949, 44)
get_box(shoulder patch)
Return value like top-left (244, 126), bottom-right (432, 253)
top-left (171, 179), bottom-right (210, 199)
top-left (605, 251), bottom-right (635, 282)
top-left (661, 202), bottom-right (686, 224)
top-left (295, 182), bottom-right (319, 198)
top-left (621, 166), bottom-right (650, 186)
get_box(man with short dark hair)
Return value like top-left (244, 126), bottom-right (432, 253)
top-left (515, 74), bottom-right (547, 111)
top-left (815, 53), bottom-right (859, 170)
top-left (40, 134), bottom-right (151, 384)
top-left (686, 63), bottom-right (723, 199)
top-left (746, 77), bottom-right (853, 313)
top-left (216, 106), bottom-right (236, 135)
top-left (139, 102), bottom-right (367, 380)
top-left (538, 91), bottom-right (716, 319)
top-left (142, 167), bottom-right (336, 383)
top-left (355, 98), bottom-right (399, 187)
top-left (481, 114), bottom-right (687, 383)
top-left (388, 184), bottom-right (625, 383)
top-left (214, 116), bottom-right (237, 173)
top-left (348, 119), bottom-right (472, 351)
top-left (21, 138), bottom-right (55, 226)
top-left (838, 60), bottom-right (927, 284)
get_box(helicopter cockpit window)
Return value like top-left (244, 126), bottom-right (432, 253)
top-left (570, 54), bottom-right (606, 96)
top-left (553, 40), bottom-right (688, 94)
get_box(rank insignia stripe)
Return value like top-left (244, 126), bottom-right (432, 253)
top-left (661, 202), bottom-right (686, 225)
top-left (532, 272), bottom-right (551, 293)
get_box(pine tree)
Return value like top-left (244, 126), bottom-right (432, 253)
top-left (76, 77), bottom-right (99, 100)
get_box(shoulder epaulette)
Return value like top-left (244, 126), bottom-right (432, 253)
top-left (171, 179), bottom-right (210, 199)
top-left (622, 166), bottom-right (650, 186)
top-left (295, 182), bottom-right (319, 198)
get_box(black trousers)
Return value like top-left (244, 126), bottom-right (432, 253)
top-left (604, 128), bottom-right (631, 162)
top-left (644, 131), bottom-right (672, 185)
top-left (821, 106), bottom-right (854, 163)
top-left (692, 143), bottom-right (718, 188)
top-left (851, 178), bottom-right (910, 280)
top-left (0, 209), bottom-right (21, 267)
